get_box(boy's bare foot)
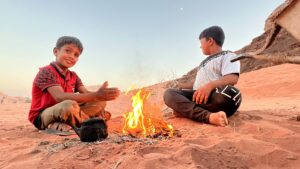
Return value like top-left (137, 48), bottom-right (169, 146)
top-left (48, 122), bottom-right (72, 132)
top-left (209, 111), bottom-right (228, 127)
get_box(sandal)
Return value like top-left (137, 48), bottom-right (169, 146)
top-left (48, 122), bottom-right (72, 132)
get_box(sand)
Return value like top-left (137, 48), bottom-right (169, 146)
top-left (0, 63), bottom-right (299, 169)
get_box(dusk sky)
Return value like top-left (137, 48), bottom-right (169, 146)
top-left (0, 0), bottom-right (284, 96)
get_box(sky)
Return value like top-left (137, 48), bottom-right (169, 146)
top-left (0, 0), bottom-right (284, 96)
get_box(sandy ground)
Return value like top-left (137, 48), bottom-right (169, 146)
top-left (0, 64), bottom-right (299, 169)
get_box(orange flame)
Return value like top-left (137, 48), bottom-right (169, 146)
top-left (122, 89), bottom-right (173, 137)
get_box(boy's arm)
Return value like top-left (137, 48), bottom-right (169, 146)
top-left (77, 86), bottom-right (90, 93)
top-left (47, 85), bottom-right (120, 103)
top-left (177, 81), bottom-right (194, 90)
top-left (193, 74), bottom-right (239, 104)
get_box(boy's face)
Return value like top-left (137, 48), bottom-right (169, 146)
top-left (53, 44), bottom-right (81, 69)
top-left (200, 37), bottom-right (213, 55)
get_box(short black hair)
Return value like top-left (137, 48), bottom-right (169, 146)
top-left (55, 36), bottom-right (83, 53)
top-left (199, 26), bottom-right (225, 47)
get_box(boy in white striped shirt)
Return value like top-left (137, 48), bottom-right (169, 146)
top-left (164, 26), bottom-right (241, 126)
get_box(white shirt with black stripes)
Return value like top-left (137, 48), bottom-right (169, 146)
top-left (193, 51), bottom-right (240, 90)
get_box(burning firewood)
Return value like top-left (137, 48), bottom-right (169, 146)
top-left (122, 88), bottom-right (174, 138)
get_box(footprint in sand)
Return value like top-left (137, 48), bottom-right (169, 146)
top-left (228, 111), bottom-right (263, 127)
top-left (137, 146), bottom-right (171, 157)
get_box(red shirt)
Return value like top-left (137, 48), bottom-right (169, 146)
top-left (28, 62), bottom-right (83, 124)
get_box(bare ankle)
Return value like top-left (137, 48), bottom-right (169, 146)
top-left (208, 111), bottom-right (228, 127)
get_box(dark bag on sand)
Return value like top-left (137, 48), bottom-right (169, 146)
top-left (72, 118), bottom-right (108, 142)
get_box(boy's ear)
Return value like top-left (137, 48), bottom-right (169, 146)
top-left (208, 38), bottom-right (216, 46)
top-left (53, 47), bottom-right (58, 56)
top-left (208, 37), bottom-right (214, 44)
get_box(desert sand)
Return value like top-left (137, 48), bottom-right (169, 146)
top-left (0, 63), bottom-right (299, 169)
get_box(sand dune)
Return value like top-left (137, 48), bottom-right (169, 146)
top-left (0, 92), bottom-right (30, 105)
top-left (0, 64), bottom-right (299, 169)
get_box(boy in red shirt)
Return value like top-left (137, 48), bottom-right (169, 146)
top-left (29, 36), bottom-right (120, 131)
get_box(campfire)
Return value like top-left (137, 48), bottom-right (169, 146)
top-left (122, 88), bottom-right (174, 138)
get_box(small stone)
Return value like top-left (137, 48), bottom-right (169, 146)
top-left (30, 149), bottom-right (41, 154)
top-left (71, 138), bottom-right (79, 141)
top-left (39, 141), bottom-right (50, 146)
top-left (94, 160), bottom-right (102, 164)
top-left (287, 154), bottom-right (298, 160)
top-left (76, 155), bottom-right (90, 160)
top-left (176, 133), bottom-right (182, 137)
top-left (296, 115), bottom-right (300, 121)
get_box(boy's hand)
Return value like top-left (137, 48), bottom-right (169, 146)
top-left (97, 81), bottom-right (109, 92)
top-left (193, 84), bottom-right (214, 104)
top-left (96, 81), bottom-right (120, 101)
top-left (96, 88), bottom-right (120, 101)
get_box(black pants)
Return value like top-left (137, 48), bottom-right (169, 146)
top-left (163, 85), bottom-right (242, 123)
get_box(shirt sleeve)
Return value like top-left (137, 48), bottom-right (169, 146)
top-left (221, 52), bottom-right (240, 76)
top-left (74, 73), bottom-right (84, 92)
top-left (34, 68), bottom-right (60, 91)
